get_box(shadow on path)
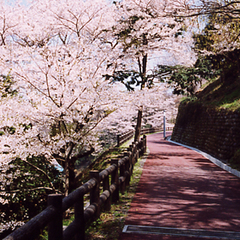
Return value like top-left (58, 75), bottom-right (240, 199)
top-left (119, 133), bottom-right (240, 239)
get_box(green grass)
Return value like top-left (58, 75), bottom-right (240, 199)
top-left (220, 98), bottom-right (240, 110)
top-left (185, 77), bottom-right (240, 111)
top-left (85, 155), bottom-right (146, 240)
top-left (38, 143), bottom-right (146, 240)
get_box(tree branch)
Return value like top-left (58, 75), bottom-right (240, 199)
top-left (20, 159), bottom-right (57, 192)
top-left (1, 187), bottom-right (62, 194)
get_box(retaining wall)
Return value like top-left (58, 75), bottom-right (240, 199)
top-left (171, 102), bottom-right (240, 162)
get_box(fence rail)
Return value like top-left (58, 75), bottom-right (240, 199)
top-left (117, 126), bottom-right (174, 147)
top-left (140, 126), bottom-right (173, 135)
top-left (117, 129), bottom-right (135, 147)
top-left (4, 136), bottom-right (147, 240)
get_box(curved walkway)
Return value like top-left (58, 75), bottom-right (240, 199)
top-left (119, 132), bottom-right (240, 240)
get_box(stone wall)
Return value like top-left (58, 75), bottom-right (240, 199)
top-left (171, 101), bottom-right (240, 162)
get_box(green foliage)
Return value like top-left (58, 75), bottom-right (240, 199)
top-left (182, 70), bottom-right (240, 111)
top-left (106, 70), bottom-right (141, 91)
top-left (20, 123), bottom-right (33, 131)
top-left (0, 74), bottom-right (17, 98)
top-left (195, 19), bottom-right (240, 79)
top-left (155, 56), bottom-right (221, 96)
top-left (194, 10), bottom-right (240, 53)
top-left (0, 156), bottom-right (63, 238)
top-left (205, 78), bottom-right (240, 110)
top-left (3, 126), bottom-right (16, 135)
top-left (105, 70), bottom-right (154, 91)
top-left (209, 49), bottom-right (240, 81)
top-left (194, 10), bottom-right (240, 81)
top-left (194, 19), bottom-right (216, 53)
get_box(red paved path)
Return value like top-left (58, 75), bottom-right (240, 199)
top-left (119, 132), bottom-right (240, 240)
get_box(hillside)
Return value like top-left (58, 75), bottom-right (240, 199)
top-left (195, 76), bottom-right (240, 111)
top-left (172, 76), bottom-right (240, 169)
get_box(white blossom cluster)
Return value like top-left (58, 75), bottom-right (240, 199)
top-left (112, 0), bottom-right (197, 70)
top-left (0, 0), bottom-right (194, 234)
top-left (0, 219), bottom-right (25, 234)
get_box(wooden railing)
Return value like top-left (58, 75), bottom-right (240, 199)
top-left (4, 136), bottom-right (147, 240)
top-left (117, 126), bottom-right (174, 147)
top-left (117, 129), bottom-right (135, 147)
top-left (141, 126), bottom-right (173, 135)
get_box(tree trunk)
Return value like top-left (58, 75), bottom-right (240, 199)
top-left (64, 146), bottom-right (94, 196)
top-left (140, 34), bottom-right (148, 89)
top-left (141, 54), bottom-right (148, 89)
top-left (69, 161), bottom-right (76, 193)
top-left (64, 160), bottom-right (70, 197)
top-left (138, 54), bottom-right (148, 90)
top-left (134, 108), bottom-right (142, 142)
top-left (64, 161), bottom-right (76, 196)
top-left (64, 142), bottom-right (75, 197)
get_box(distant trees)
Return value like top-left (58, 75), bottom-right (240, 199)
top-left (193, 1), bottom-right (240, 81)
top-left (154, 0), bottom-right (240, 95)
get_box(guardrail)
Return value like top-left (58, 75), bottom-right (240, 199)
top-left (4, 136), bottom-right (147, 240)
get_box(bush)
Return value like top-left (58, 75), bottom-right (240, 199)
top-left (0, 156), bottom-right (63, 238)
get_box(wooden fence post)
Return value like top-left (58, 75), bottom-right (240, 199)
top-left (124, 155), bottom-right (130, 187)
top-left (129, 143), bottom-right (136, 176)
top-left (134, 108), bottom-right (142, 142)
top-left (140, 137), bottom-right (144, 156)
top-left (111, 159), bottom-right (119, 203)
top-left (135, 142), bottom-right (139, 162)
top-left (117, 134), bottom-right (120, 147)
top-left (48, 194), bottom-right (63, 240)
top-left (120, 160), bottom-right (126, 193)
top-left (124, 150), bottom-right (131, 186)
top-left (90, 171), bottom-right (100, 220)
top-left (139, 139), bottom-right (143, 157)
top-left (143, 135), bottom-right (147, 153)
top-left (130, 153), bottom-right (134, 177)
top-left (74, 195), bottom-right (85, 240)
top-left (102, 174), bottom-right (111, 211)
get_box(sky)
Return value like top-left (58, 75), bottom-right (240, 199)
top-left (5, 0), bottom-right (29, 5)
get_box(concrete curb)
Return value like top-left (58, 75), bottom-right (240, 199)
top-left (167, 137), bottom-right (240, 179)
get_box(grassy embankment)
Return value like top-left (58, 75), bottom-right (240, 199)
top-left (182, 76), bottom-right (240, 111)
top-left (39, 138), bottom-right (147, 240)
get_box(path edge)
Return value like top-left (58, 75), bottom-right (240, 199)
top-left (167, 137), bottom-right (240, 178)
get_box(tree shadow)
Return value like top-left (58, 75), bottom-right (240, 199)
top-left (125, 137), bottom-right (240, 232)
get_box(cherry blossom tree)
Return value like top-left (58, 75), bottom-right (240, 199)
top-left (0, 0), bottom-right (123, 197)
top-left (0, 0), bottom-right (191, 235)
top-left (0, 0), bottom-right (194, 197)
top-left (101, 84), bottom-right (180, 138)
top-left (106, 0), bottom-right (197, 90)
